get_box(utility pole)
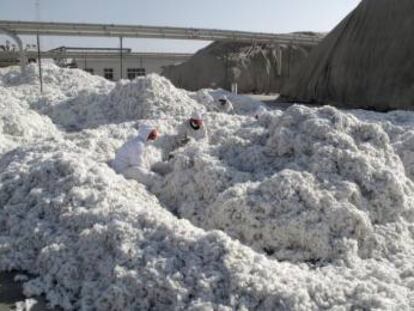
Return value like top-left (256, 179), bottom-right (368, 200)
top-left (120, 36), bottom-right (123, 79)
top-left (36, 33), bottom-right (43, 93)
top-left (35, 0), bottom-right (43, 93)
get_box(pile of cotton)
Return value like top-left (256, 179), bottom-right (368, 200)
top-left (393, 131), bottom-right (414, 181)
top-left (189, 89), bottom-right (217, 110)
top-left (155, 105), bottom-right (414, 264)
top-left (152, 112), bottom-right (274, 220)
top-left (153, 141), bottom-right (251, 221)
top-left (190, 88), bottom-right (265, 116)
top-left (1, 64), bottom-right (414, 310)
top-left (350, 109), bottom-right (414, 182)
top-left (0, 88), bottom-right (61, 156)
top-left (0, 63), bottom-right (111, 96)
top-left (105, 74), bottom-right (202, 119)
top-left (264, 105), bottom-right (414, 228)
top-left (33, 70), bottom-right (203, 130)
top-left (1, 143), bottom-right (412, 310)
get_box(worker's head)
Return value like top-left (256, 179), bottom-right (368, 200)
top-left (253, 106), bottom-right (267, 120)
top-left (138, 125), bottom-right (159, 142)
top-left (189, 110), bottom-right (204, 130)
top-left (219, 96), bottom-right (228, 106)
top-left (147, 129), bottom-right (159, 141)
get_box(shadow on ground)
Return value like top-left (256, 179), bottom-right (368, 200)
top-left (0, 272), bottom-right (60, 311)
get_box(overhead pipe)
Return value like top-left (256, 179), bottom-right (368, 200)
top-left (0, 20), bottom-right (323, 46)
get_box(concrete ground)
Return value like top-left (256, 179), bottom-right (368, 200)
top-left (0, 272), bottom-right (60, 311)
top-left (244, 93), bottom-right (279, 104)
top-left (244, 93), bottom-right (294, 110)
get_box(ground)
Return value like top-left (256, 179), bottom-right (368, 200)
top-left (0, 272), bottom-right (61, 311)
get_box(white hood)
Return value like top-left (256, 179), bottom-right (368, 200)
top-left (254, 106), bottom-right (267, 118)
top-left (191, 110), bottom-right (204, 120)
top-left (137, 124), bottom-right (154, 142)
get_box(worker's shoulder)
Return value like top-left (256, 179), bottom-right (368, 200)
top-left (124, 137), bottom-right (145, 149)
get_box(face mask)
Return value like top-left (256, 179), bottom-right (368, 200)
top-left (147, 130), bottom-right (159, 141)
top-left (189, 119), bottom-right (202, 130)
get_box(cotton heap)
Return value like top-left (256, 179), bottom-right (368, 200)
top-left (1, 63), bottom-right (414, 310)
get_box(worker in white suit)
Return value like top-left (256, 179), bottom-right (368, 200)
top-left (113, 125), bottom-right (161, 186)
top-left (163, 110), bottom-right (208, 160)
top-left (252, 105), bottom-right (273, 127)
top-left (178, 110), bottom-right (208, 142)
top-left (253, 105), bottom-right (267, 120)
top-left (217, 95), bottom-right (234, 113)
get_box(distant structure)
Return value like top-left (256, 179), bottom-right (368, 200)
top-left (162, 37), bottom-right (316, 94)
top-left (0, 45), bottom-right (191, 79)
top-left (0, 20), bottom-right (323, 68)
top-left (53, 47), bottom-right (192, 80)
top-left (0, 20), bottom-right (323, 46)
top-left (280, 0), bottom-right (414, 110)
top-left (0, 41), bottom-right (37, 67)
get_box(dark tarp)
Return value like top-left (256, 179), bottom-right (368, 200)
top-left (162, 40), bottom-right (313, 94)
top-left (280, 0), bottom-right (414, 111)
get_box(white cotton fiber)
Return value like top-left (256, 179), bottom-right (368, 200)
top-left (1, 64), bottom-right (414, 310)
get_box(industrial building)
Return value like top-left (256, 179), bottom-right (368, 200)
top-left (0, 20), bottom-right (323, 86)
top-left (0, 20), bottom-right (322, 66)
top-left (68, 48), bottom-right (192, 80)
top-left (0, 45), bottom-right (192, 80)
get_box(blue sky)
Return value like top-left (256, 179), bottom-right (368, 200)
top-left (0, 0), bottom-right (361, 53)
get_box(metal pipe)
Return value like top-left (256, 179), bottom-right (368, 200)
top-left (120, 36), bottom-right (123, 79)
top-left (277, 47), bottom-right (282, 76)
top-left (288, 45), bottom-right (293, 78)
top-left (0, 50), bottom-right (193, 60)
top-left (36, 33), bottom-right (43, 93)
top-left (0, 20), bottom-right (324, 46)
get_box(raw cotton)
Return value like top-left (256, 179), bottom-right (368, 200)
top-left (33, 72), bottom-right (203, 130)
top-left (155, 105), bottom-right (414, 265)
top-left (1, 64), bottom-right (414, 310)
top-left (0, 86), bottom-right (61, 155)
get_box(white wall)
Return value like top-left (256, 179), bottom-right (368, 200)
top-left (74, 55), bottom-right (189, 80)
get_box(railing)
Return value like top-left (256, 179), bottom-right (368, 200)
top-left (0, 50), bottom-right (193, 60)
top-left (0, 20), bottom-right (324, 46)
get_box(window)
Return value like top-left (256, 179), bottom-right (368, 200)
top-left (85, 68), bottom-right (94, 75)
top-left (127, 68), bottom-right (145, 80)
top-left (104, 68), bottom-right (114, 80)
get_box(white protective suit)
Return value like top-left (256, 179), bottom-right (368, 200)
top-left (253, 105), bottom-right (272, 127)
top-left (217, 96), bottom-right (234, 113)
top-left (164, 110), bottom-right (208, 159)
top-left (113, 125), bottom-right (160, 186)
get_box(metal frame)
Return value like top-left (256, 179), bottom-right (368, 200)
top-left (49, 46), bottom-right (132, 53)
top-left (0, 27), bottom-right (26, 69)
top-left (0, 20), bottom-right (324, 46)
top-left (0, 50), bottom-right (193, 60)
